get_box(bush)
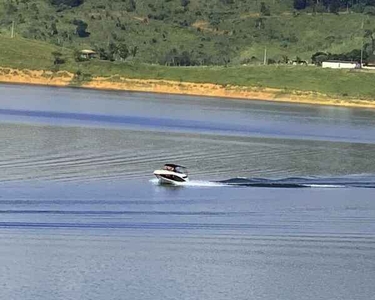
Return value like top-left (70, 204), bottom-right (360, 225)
top-left (126, 0), bottom-right (136, 12)
top-left (293, 0), bottom-right (307, 10)
top-left (311, 52), bottom-right (329, 65)
top-left (73, 20), bottom-right (90, 37)
top-left (260, 2), bottom-right (271, 16)
top-left (49, 0), bottom-right (84, 8)
top-left (51, 51), bottom-right (65, 65)
top-left (364, 6), bottom-right (375, 15)
top-left (180, 0), bottom-right (190, 7)
top-left (311, 49), bottom-right (366, 66)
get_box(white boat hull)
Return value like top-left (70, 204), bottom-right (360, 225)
top-left (153, 170), bottom-right (189, 185)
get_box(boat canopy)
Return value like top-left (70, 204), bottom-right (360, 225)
top-left (163, 164), bottom-right (188, 174)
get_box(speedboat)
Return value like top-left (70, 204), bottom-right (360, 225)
top-left (153, 164), bottom-right (189, 184)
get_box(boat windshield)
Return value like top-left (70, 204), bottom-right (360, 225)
top-left (163, 165), bottom-right (175, 171)
top-left (175, 167), bottom-right (188, 175)
top-left (163, 165), bottom-right (188, 175)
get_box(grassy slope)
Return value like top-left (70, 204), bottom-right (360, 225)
top-left (80, 62), bottom-right (375, 98)
top-left (0, 36), bottom-right (73, 69)
top-left (0, 0), bottom-right (373, 64)
top-left (0, 0), bottom-right (374, 100)
top-left (1, 36), bottom-right (375, 100)
top-left (230, 13), bottom-right (366, 63)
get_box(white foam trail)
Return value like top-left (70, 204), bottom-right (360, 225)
top-left (150, 178), bottom-right (160, 185)
top-left (179, 180), bottom-right (225, 187)
top-left (149, 178), bottom-right (224, 187)
top-left (308, 184), bottom-right (344, 188)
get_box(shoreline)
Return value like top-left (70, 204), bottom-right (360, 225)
top-left (1, 67), bottom-right (375, 109)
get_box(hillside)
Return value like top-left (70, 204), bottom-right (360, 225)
top-left (1, 0), bottom-right (375, 106)
top-left (2, 34), bottom-right (375, 104)
top-left (1, 0), bottom-right (375, 65)
top-left (0, 35), bottom-right (73, 69)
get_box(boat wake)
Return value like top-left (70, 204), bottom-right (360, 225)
top-left (151, 175), bottom-right (375, 188)
top-left (217, 175), bottom-right (375, 188)
top-left (150, 178), bottom-right (224, 187)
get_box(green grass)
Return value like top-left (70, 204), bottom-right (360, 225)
top-left (1, 36), bottom-right (375, 100)
top-left (2, 1), bottom-right (375, 102)
top-left (1, 0), bottom-right (374, 65)
top-left (86, 63), bottom-right (375, 99)
top-left (0, 36), bottom-right (73, 70)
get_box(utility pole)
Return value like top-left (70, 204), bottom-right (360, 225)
top-left (263, 47), bottom-right (267, 65)
top-left (360, 18), bottom-right (364, 68)
top-left (11, 21), bottom-right (15, 38)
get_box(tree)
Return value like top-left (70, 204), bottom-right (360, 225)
top-left (179, 51), bottom-right (192, 66)
top-left (311, 49), bottom-right (365, 65)
top-left (51, 51), bottom-right (65, 65)
top-left (49, 0), bottom-right (84, 7)
top-left (50, 22), bottom-right (58, 36)
top-left (108, 42), bottom-right (117, 61)
top-left (95, 47), bottom-right (110, 60)
top-left (130, 46), bottom-right (139, 57)
top-left (311, 51), bottom-right (329, 65)
top-left (117, 43), bottom-right (129, 60)
top-left (267, 58), bottom-right (276, 64)
top-left (4, 1), bottom-right (18, 15)
top-left (260, 2), bottom-right (271, 16)
top-left (162, 48), bottom-right (179, 66)
top-left (345, 49), bottom-right (365, 61)
top-left (329, 0), bottom-right (341, 13)
top-left (73, 20), bottom-right (90, 37)
top-left (180, 0), bottom-right (190, 7)
top-left (220, 0), bottom-right (234, 4)
top-left (281, 55), bottom-right (289, 64)
top-left (293, 0), bottom-right (375, 12)
top-left (255, 18), bottom-right (265, 30)
top-left (364, 29), bottom-right (375, 55)
top-left (126, 0), bottom-right (136, 12)
top-left (293, 0), bottom-right (307, 10)
top-left (364, 6), bottom-right (375, 14)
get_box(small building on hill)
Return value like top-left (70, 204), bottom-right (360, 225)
top-left (322, 61), bottom-right (360, 69)
top-left (80, 49), bottom-right (96, 60)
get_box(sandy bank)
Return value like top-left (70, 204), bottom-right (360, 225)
top-left (0, 68), bottom-right (73, 86)
top-left (1, 67), bottom-right (375, 109)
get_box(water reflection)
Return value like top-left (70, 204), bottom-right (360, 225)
top-left (0, 123), bottom-right (375, 183)
top-left (1, 85), bottom-right (375, 300)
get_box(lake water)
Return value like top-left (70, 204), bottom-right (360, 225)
top-left (0, 83), bottom-right (374, 300)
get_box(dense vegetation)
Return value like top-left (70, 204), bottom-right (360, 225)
top-left (2, 35), bottom-right (375, 101)
top-left (293, 0), bottom-right (375, 14)
top-left (1, 0), bottom-right (375, 66)
top-left (1, 0), bottom-right (375, 102)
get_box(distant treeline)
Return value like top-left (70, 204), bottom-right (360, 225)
top-left (49, 0), bottom-right (84, 7)
top-left (311, 49), bottom-right (367, 65)
top-left (294, 0), bottom-right (375, 13)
